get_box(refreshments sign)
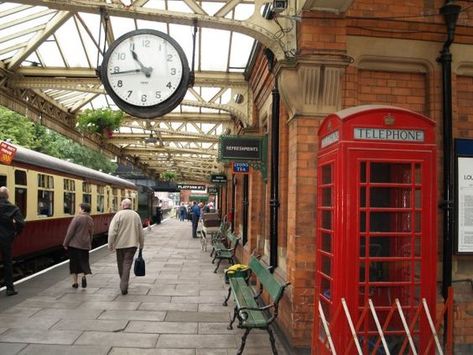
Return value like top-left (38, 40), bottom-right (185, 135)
top-left (219, 136), bottom-right (263, 161)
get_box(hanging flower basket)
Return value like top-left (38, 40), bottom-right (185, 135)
top-left (77, 108), bottom-right (123, 137)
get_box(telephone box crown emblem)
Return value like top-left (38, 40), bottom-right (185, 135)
top-left (384, 113), bottom-right (395, 125)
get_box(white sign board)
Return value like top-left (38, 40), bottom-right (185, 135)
top-left (457, 157), bottom-right (473, 253)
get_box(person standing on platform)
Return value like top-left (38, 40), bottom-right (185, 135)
top-left (0, 186), bottom-right (25, 296)
top-left (179, 202), bottom-right (187, 221)
top-left (108, 198), bottom-right (144, 295)
top-left (63, 203), bottom-right (94, 289)
top-left (191, 201), bottom-right (201, 238)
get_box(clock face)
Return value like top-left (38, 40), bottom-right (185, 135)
top-left (100, 29), bottom-right (190, 118)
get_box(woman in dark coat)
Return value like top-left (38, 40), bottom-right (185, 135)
top-left (63, 203), bottom-right (94, 288)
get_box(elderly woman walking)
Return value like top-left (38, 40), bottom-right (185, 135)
top-left (63, 203), bottom-right (94, 288)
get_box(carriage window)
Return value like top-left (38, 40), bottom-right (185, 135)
top-left (15, 170), bottom-right (27, 185)
top-left (82, 182), bottom-right (92, 205)
top-left (0, 175), bottom-right (6, 186)
top-left (112, 188), bottom-right (118, 212)
top-left (37, 173), bottom-right (54, 217)
top-left (97, 185), bottom-right (105, 213)
top-left (64, 179), bottom-right (76, 215)
top-left (15, 188), bottom-right (27, 217)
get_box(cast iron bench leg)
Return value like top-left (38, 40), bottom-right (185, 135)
top-left (214, 259), bottom-right (222, 273)
top-left (237, 328), bottom-right (252, 355)
top-left (267, 326), bottom-right (278, 355)
top-left (223, 287), bottom-right (231, 306)
top-left (227, 306), bottom-right (238, 330)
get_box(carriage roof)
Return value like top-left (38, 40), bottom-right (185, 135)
top-left (7, 142), bottom-right (136, 189)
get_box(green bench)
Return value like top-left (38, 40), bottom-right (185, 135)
top-left (223, 255), bottom-right (290, 355)
top-left (209, 216), bottom-right (231, 257)
top-left (211, 230), bottom-right (240, 273)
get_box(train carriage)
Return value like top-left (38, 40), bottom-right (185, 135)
top-left (0, 142), bottom-right (138, 261)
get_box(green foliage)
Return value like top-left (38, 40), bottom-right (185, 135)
top-left (161, 171), bottom-right (177, 181)
top-left (77, 108), bottom-right (123, 135)
top-left (0, 106), bottom-right (117, 173)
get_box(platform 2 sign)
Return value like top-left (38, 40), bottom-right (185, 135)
top-left (233, 162), bottom-right (249, 174)
top-left (0, 142), bottom-right (16, 165)
top-left (177, 184), bottom-right (206, 191)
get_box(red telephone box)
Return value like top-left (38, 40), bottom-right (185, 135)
top-left (313, 105), bottom-right (437, 354)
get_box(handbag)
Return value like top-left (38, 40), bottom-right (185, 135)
top-left (133, 249), bottom-right (145, 276)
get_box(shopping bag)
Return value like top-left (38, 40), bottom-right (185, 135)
top-left (134, 249), bottom-right (145, 276)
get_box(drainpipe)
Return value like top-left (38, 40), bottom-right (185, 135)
top-left (437, 1), bottom-right (461, 347)
top-left (265, 48), bottom-right (280, 270)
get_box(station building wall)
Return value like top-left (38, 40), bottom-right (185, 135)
top-left (222, 0), bottom-right (473, 352)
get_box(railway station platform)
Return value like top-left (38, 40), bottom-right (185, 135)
top-left (0, 218), bottom-right (290, 355)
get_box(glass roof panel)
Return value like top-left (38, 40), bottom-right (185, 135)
top-left (169, 24), bottom-right (195, 68)
top-left (233, 4), bottom-right (255, 20)
top-left (143, 0), bottom-right (167, 10)
top-left (110, 16), bottom-right (137, 39)
top-left (137, 20), bottom-right (168, 32)
top-left (167, 0), bottom-right (194, 13)
top-left (200, 28), bottom-right (230, 71)
top-left (37, 39), bottom-right (65, 66)
top-left (230, 32), bottom-right (254, 69)
top-left (56, 18), bottom-right (89, 67)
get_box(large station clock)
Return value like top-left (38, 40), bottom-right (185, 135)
top-left (100, 29), bottom-right (190, 119)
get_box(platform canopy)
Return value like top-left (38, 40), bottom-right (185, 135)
top-left (0, 0), bottom-right (344, 182)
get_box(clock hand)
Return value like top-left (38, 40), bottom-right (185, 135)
top-left (110, 69), bottom-right (141, 75)
top-left (131, 50), bottom-right (153, 78)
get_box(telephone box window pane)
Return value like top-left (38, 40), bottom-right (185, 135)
top-left (415, 188), bottom-right (421, 208)
top-left (360, 187), bottom-right (366, 207)
top-left (322, 211), bottom-right (332, 229)
top-left (321, 277), bottom-right (331, 301)
top-left (360, 212), bottom-right (366, 232)
top-left (321, 255), bottom-right (331, 276)
top-left (414, 237), bottom-right (421, 256)
top-left (415, 163), bottom-right (421, 184)
top-left (322, 187), bottom-right (332, 206)
top-left (360, 162), bottom-right (367, 183)
top-left (321, 233), bottom-right (332, 252)
top-left (370, 163), bottom-right (411, 183)
top-left (322, 165), bottom-right (332, 184)
top-left (14, 170), bottom-right (27, 185)
top-left (370, 212), bottom-right (412, 232)
top-left (320, 297), bottom-right (331, 321)
top-left (360, 236), bottom-right (366, 257)
top-left (370, 188), bottom-right (412, 208)
top-left (415, 212), bottom-right (421, 232)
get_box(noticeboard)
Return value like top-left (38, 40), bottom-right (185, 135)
top-left (455, 139), bottom-right (473, 254)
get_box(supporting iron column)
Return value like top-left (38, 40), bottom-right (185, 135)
top-left (438, 2), bottom-right (461, 348)
top-left (269, 80), bottom-right (280, 269)
top-left (265, 48), bottom-right (279, 270)
top-left (242, 174), bottom-right (249, 245)
top-left (438, 1), bottom-right (461, 303)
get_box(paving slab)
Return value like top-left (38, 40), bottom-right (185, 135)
top-left (125, 320), bottom-right (197, 333)
top-left (0, 342), bottom-right (27, 355)
top-left (156, 334), bottom-right (237, 348)
top-left (75, 331), bottom-right (158, 347)
top-left (51, 319), bottom-right (128, 332)
top-left (0, 328), bottom-right (82, 345)
top-left (18, 344), bottom-right (110, 355)
top-left (110, 348), bottom-right (195, 355)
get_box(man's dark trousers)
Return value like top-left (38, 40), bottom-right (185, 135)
top-left (0, 236), bottom-right (14, 290)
